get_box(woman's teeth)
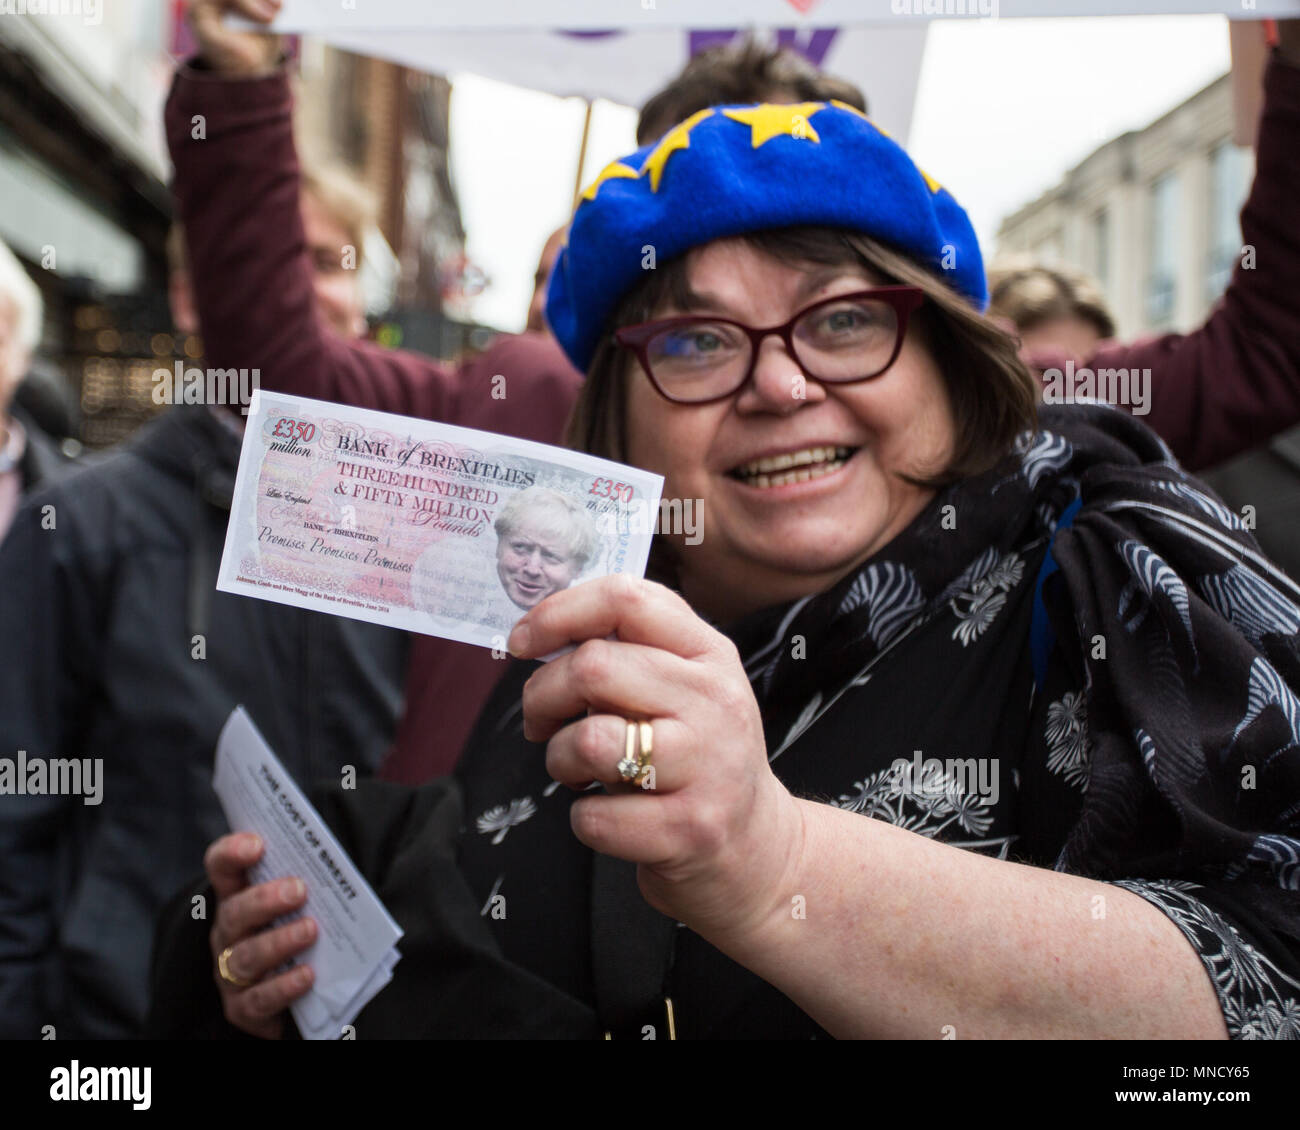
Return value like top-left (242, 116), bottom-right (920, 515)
top-left (733, 446), bottom-right (854, 489)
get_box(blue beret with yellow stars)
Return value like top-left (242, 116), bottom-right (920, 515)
top-left (546, 101), bottom-right (986, 373)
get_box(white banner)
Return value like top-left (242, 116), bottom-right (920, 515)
top-left (317, 26), bottom-right (928, 140)
top-left (266, 0), bottom-right (1300, 32)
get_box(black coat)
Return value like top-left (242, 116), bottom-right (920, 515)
top-left (0, 405), bottom-right (408, 1038)
top-left (12, 401), bottom-right (75, 496)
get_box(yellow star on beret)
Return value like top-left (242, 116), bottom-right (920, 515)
top-left (830, 99), bottom-right (873, 125)
top-left (831, 99), bottom-right (889, 139)
top-left (580, 160), bottom-right (639, 203)
top-left (825, 98), bottom-right (939, 192)
top-left (722, 103), bottom-right (826, 147)
top-left (639, 108), bottom-right (714, 194)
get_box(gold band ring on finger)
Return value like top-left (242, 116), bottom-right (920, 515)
top-left (218, 944), bottom-right (252, 988)
top-left (616, 718), bottom-right (654, 788)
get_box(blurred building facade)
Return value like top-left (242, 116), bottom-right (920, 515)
top-left (0, 8), bottom-right (472, 450)
top-left (995, 72), bottom-right (1252, 341)
top-left (0, 5), bottom-right (173, 447)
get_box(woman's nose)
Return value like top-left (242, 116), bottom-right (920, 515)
top-left (739, 336), bottom-right (825, 414)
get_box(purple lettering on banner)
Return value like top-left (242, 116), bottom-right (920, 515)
top-left (688, 28), bottom-right (838, 66)
top-left (689, 29), bottom-right (739, 56)
top-left (774, 28), bottom-right (838, 68)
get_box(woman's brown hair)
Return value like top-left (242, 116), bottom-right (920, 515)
top-left (564, 225), bottom-right (1038, 491)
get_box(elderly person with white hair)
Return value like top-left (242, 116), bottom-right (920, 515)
top-left (0, 236), bottom-right (69, 542)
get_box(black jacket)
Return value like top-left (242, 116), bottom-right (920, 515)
top-left (1203, 425), bottom-right (1300, 582)
top-left (12, 402), bottom-right (75, 496)
top-left (0, 405), bottom-right (408, 1039)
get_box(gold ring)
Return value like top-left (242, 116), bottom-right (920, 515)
top-left (616, 719), bottom-right (654, 786)
top-left (617, 720), bottom-right (640, 781)
top-left (636, 721), bottom-right (654, 787)
top-left (217, 944), bottom-right (252, 988)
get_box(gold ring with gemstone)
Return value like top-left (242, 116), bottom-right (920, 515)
top-left (616, 719), bottom-right (654, 786)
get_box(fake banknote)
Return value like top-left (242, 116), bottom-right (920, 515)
top-left (217, 390), bottom-right (664, 650)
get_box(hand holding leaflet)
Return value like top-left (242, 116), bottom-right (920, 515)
top-left (212, 707), bottom-right (402, 1040)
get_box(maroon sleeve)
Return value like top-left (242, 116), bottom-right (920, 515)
top-left (381, 638), bottom-right (504, 783)
top-left (1060, 51), bottom-right (1300, 472)
top-left (163, 62), bottom-right (461, 419)
top-left (450, 331), bottom-right (584, 441)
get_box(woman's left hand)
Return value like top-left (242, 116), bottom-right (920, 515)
top-left (508, 575), bottom-right (805, 943)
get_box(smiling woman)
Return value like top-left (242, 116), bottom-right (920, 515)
top-left (173, 92), bottom-right (1300, 1042)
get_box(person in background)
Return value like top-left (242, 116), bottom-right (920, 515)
top-left (0, 161), bottom-right (410, 1039)
top-left (10, 358), bottom-right (81, 461)
top-left (986, 260), bottom-right (1116, 363)
top-left (169, 159), bottom-right (375, 341)
top-left (636, 34), bottom-right (867, 145)
top-left (1204, 419), bottom-right (1300, 581)
top-left (0, 237), bottom-right (76, 542)
top-left (989, 258), bottom-right (1300, 580)
top-left (525, 225), bottom-right (567, 336)
top-left (177, 0), bottom-right (585, 789)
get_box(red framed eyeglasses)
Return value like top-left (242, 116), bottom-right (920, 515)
top-left (612, 286), bottom-right (925, 405)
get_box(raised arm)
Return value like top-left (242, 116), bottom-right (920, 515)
top-left (164, 0), bottom-right (460, 419)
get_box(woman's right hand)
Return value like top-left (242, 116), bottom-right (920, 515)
top-left (187, 0), bottom-right (284, 77)
top-left (205, 832), bottom-right (318, 1040)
